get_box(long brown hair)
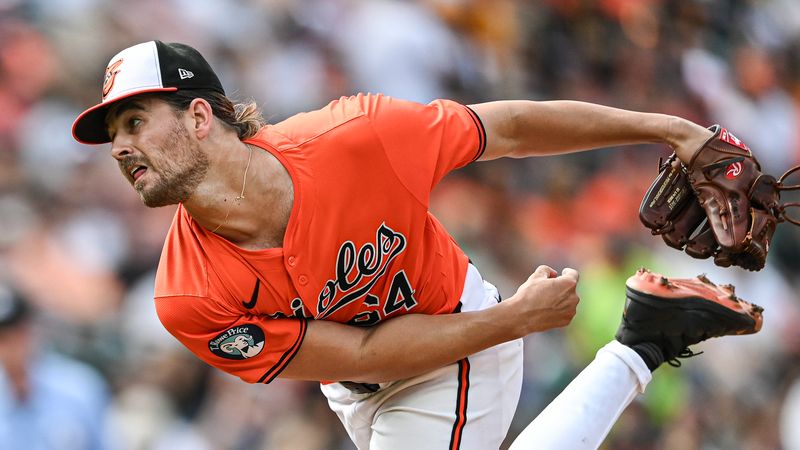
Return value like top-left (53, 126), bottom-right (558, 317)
top-left (160, 90), bottom-right (265, 139)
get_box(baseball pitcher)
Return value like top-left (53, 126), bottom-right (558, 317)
top-left (72, 41), bottom-right (777, 449)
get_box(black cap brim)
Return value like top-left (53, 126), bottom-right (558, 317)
top-left (72, 87), bottom-right (177, 145)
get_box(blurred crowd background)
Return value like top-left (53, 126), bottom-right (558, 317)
top-left (1, 0), bottom-right (800, 449)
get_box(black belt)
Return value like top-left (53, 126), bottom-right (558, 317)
top-left (340, 381), bottom-right (381, 394)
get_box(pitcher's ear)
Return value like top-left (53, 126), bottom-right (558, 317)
top-left (188, 97), bottom-right (213, 139)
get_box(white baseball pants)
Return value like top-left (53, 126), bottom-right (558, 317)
top-left (321, 265), bottom-right (652, 449)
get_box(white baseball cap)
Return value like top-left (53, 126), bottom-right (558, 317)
top-left (72, 40), bottom-right (225, 145)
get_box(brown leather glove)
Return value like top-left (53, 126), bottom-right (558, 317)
top-left (640, 125), bottom-right (800, 271)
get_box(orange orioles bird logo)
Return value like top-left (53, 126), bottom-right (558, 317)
top-left (102, 59), bottom-right (124, 99)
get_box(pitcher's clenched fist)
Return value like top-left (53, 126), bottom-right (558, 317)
top-left (506, 265), bottom-right (581, 336)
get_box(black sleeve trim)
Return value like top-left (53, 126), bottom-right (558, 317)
top-left (464, 105), bottom-right (487, 161)
top-left (258, 319), bottom-right (308, 383)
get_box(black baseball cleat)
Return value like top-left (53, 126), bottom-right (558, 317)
top-left (616, 268), bottom-right (763, 367)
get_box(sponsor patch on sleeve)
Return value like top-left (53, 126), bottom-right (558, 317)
top-left (208, 324), bottom-right (265, 360)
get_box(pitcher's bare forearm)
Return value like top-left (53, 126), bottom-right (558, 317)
top-left (280, 301), bottom-right (520, 383)
top-left (469, 100), bottom-right (712, 163)
top-left (280, 266), bottom-right (579, 383)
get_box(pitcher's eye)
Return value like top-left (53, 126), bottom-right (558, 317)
top-left (128, 117), bottom-right (142, 131)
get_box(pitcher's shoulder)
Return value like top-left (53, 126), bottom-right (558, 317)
top-left (262, 94), bottom-right (397, 149)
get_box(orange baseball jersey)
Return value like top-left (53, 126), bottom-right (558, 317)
top-left (154, 93), bottom-right (487, 384)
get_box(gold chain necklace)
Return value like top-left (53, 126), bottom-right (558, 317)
top-left (211, 144), bottom-right (254, 234)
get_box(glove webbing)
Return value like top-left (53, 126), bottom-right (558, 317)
top-left (776, 164), bottom-right (800, 226)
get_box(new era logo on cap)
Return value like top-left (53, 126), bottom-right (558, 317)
top-left (178, 68), bottom-right (194, 80)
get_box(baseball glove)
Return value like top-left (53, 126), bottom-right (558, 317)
top-left (640, 125), bottom-right (800, 271)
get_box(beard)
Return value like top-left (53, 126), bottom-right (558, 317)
top-left (137, 122), bottom-right (210, 208)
